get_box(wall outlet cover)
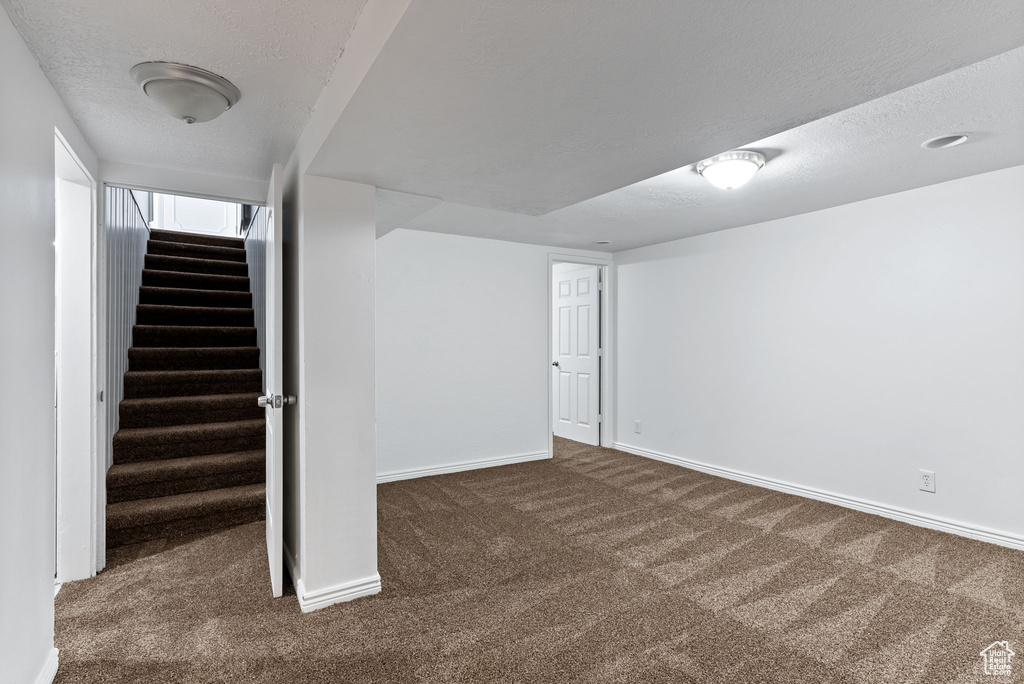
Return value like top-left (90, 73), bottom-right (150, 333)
top-left (919, 469), bottom-right (936, 493)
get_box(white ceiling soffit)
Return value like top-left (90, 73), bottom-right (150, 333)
top-left (388, 46), bottom-right (1024, 253)
top-left (375, 188), bottom-right (441, 238)
top-left (0, 0), bottom-right (368, 184)
top-left (309, 0), bottom-right (1024, 216)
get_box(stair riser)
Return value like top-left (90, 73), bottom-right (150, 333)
top-left (132, 325), bottom-right (256, 348)
top-left (107, 505), bottom-right (264, 548)
top-left (124, 378), bottom-right (262, 399)
top-left (149, 230), bottom-right (244, 250)
top-left (108, 468), bottom-right (265, 504)
top-left (139, 286), bottom-right (252, 308)
top-left (145, 254), bottom-right (249, 277)
top-left (142, 270), bottom-right (250, 292)
top-left (128, 349), bottom-right (260, 371)
top-left (119, 403), bottom-right (263, 429)
top-left (146, 240), bottom-right (247, 263)
top-left (114, 432), bottom-right (266, 463)
top-left (136, 306), bottom-right (254, 327)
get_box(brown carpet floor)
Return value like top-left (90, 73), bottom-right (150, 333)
top-left (55, 438), bottom-right (1024, 683)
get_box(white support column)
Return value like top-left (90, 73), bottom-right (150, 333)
top-left (293, 174), bottom-right (379, 611)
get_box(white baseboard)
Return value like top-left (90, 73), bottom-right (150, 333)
top-left (296, 573), bottom-right (382, 613)
top-left (376, 450), bottom-right (550, 483)
top-left (34, 648), bottom-right (59, 684)
top-left (613, 442), bottom-right (1024, 552)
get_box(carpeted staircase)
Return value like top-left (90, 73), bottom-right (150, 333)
top-left (107, 229), bottom-right (266, 548)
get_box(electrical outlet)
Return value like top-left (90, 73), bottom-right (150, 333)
top-left (919, 470), bottom-right (936, 493)
top-left (634, 420), bottom-right (642, 434)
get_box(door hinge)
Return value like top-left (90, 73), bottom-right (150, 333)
top-left (597, 414), bottom-right (603, 423)
top-left (99, 390), bottom-right (104, 403)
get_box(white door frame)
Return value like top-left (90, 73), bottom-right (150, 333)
top-left (54, 128), bottom-right (102, 580)
top-left (546, 253), bottom-right (614, 456)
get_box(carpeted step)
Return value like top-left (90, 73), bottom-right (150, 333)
top-left (107, 450), bottom-right (265, 503)
top-left (139, 285), bottom-right (252, 309)
top-left (132, 324), bottom-right (256, 348)
top-left (149, 229), bottom-right (244, 250)
top-left (146, 239), bottom-right (247, 263)
top-left (106, 483), bottom-right (265, 547)
top-left (145, 254), bottom-right (249, 277)
top-left (119, 392), bottom-right (264, 428)
top-left (142, 269), bottom-right (250, 292)
top-left (113, 419), bottom-right (266, 463)
top-left (128, 347), bottom-right (260, 371)
top-left (123, 368), bottom-right (262, 399)
top-left (136, 304), bottom-right (255, 327)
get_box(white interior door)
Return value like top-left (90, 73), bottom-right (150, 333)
top-left (552, 263), bottom-right (601, 446)
top-left (264, 165), bottom-right (284, 597)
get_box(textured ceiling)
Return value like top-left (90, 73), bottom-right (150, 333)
top-left (309, 0), bottom-right (1024, 215)
top-left (1, 0), bottom-right (367, 183)
top-left (385, 46), bottom-right (1024, 252)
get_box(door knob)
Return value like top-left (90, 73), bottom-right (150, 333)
top-left (258, 394), bottom-right (296, 408)
top-left (552, 361), bottom-right (560, 367)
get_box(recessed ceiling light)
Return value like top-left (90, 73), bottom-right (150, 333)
top-left (922, 134), bottom-right (969, 149)
top-left (131, 62), bottom-right (240, 124)
top-left (593, 240), bottom-right (611, 245)
top-left (696, 150), bottom-right (766, 189)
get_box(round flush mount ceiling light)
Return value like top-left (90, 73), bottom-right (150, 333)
top-left (922, 134), bottom-right (969, 149)
top-left (593, 240), bottom-right (611, 245)
top-left (696, 150), bottom-right (766, 189)
top-left (131, 62), bottom-right (240, 124)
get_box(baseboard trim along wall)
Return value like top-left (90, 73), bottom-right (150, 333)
top-left (613, 442), bottom-right (1024, 552)
top-left (296, 573), bottom-right (382, 613)
top-left (34, 648), bottom-right (59, 684)
top-left (376, 451), bottom-right (551, 484)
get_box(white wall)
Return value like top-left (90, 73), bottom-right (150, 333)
top-left (376, 229), bottom-right (605, 479)
top-left (614, 165), bottom-right (1024, 543)
top-left (0, 6), bottom-right (99, 683)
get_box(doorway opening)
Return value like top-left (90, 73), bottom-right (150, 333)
top-left (548, 255), bottom-right (613, 453)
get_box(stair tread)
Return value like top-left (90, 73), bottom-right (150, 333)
top-left (150, 229), bottom-right (244, 249)
top-left (147, 240), bottom-right (246, 262)
top-left (113, 418), bottom-right (264, 443)
top-left (107, 483), bottom-right (265, 529)
top-left (108, 449), bottom-right (264, 485)
top-left (128, 346), bottom-right (259, 356)
top-left (125, 368), bottom-right (261, 380)
top-left (139, 286), bottom-right (252, 307)
top-left (137, 303), bottom-right (255, 315)
top-left (146, 253), bottom-right (248, 272)
top-left (143, 269), bottom-right (249, 284)
top-left (120, 391), bottom-right (262, 408)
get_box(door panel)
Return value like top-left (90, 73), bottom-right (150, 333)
top-left (552, 263), bottom-right (600, 445)
top-left (265, 164), bottom-right (284, 597)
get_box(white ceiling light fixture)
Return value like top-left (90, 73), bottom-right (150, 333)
top-left (131, 62), bottom-right (240, 124)
top-left (696, 150), bottom-right (766, 189)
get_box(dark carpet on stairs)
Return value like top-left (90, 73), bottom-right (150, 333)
top-left (107, 229), bottom-right (265, 549)
top-left (59, 438), bottom-right (1024, 683)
